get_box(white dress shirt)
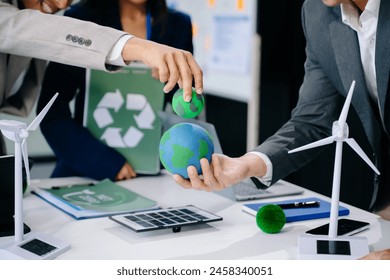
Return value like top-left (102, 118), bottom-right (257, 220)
top-left (107, 35), bottom-right (134, 66)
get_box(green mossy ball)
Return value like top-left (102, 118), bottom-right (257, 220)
top-left (172, 88), bottom-right (204, 118)
top-left (256, 204), bottom-right (286, 234)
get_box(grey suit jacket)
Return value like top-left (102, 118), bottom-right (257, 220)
top-left (0, 1), bottom-right (128, 152)
top-left (254, 0), bottom-right (390, 208)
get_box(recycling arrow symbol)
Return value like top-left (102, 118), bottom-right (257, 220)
top-left (93, 89), bottom-right (156, 148)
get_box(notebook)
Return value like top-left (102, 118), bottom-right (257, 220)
top-left (242, 197), bottom-right (350, 222)
top-left (158, 111), bottom-right (303, 201)
top-left (32, 179), bottom-right (159, 220)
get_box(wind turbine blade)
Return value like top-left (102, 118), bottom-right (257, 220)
top-left (288, 135), bottom-right (336, 154)
top-left (28, 92), bottom-right (59, 131)
top-left (345, 138), bottom-right (380, 175)
top-left (21, 139), bottom-right (30, 185)
top-left (338, 80), bottom-right (355, 127)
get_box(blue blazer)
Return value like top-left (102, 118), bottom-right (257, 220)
top-left (37, 2), bottom-right (193, 181)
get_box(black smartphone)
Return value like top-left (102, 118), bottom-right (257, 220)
top-left (306, 218), bottom-right (370, 236)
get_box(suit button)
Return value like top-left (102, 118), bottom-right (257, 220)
top-left (78, 37), bottom-right (85, 45)
top-left (85, 39), bottom-right (92, 46)
top-left (72, 36), bottom-right (78, 43)
top-left (66, 34), bottom-right (72, 41)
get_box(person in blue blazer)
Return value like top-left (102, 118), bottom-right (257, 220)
top-left (37, 0), bottom-right (194, 181)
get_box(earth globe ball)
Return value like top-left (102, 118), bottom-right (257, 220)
top-left (159, 122), bottom-right (214, 178)
top-left (172, 88), bottom-right (205, 118)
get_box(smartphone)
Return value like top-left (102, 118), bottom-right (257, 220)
top-left (306, 218), bottom-right (370, 236)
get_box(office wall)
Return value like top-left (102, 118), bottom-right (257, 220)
top-left (167, 0), bottom-right (258, 102)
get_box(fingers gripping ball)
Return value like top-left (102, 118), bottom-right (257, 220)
top-left (172, 88), bottom-right (205, 118)
top-left (159, 123), bottom-right (214, 178)
top-left (256, 204), bottom-right (286, 234)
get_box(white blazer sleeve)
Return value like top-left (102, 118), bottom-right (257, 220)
top-left (0, 3), bottom-right (129, 71)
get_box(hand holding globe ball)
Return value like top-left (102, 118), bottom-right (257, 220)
top-left (159, 87), bottom-right (213, 178)
top-left (159, 123), bottom-right (214, 178)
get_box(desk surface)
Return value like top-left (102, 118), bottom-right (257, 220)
top-left (1, 171), bottom-right (389, 260)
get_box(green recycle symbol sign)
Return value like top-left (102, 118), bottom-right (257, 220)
top-left (92, 89), bottom-right (156, 148)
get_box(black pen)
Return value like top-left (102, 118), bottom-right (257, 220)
top-left (51, 183), bottom-right (95, 190)
top-left (276, 200), bottom-right (320, 209)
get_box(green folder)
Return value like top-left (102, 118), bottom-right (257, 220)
top-left (32, 179), bottom-right (159, 220)
top-left (84, 64), bottom-right (165, 174)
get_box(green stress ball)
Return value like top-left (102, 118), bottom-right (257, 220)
top-left (172, 88), bottom-right (204, 118)
top-left (256, 204), bottom-right (286, 234)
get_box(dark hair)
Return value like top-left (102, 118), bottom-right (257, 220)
top-left (79, 0), bottom-right (167, 21)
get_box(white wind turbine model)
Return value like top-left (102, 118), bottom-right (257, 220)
top-left (288, 81), bottom-right (380, 259)
top-left (0, 93), bottom-right (70, 260)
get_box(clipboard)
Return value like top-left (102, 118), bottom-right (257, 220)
top-left (84, 63), bottom-right (165, 174)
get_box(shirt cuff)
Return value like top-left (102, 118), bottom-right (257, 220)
top-left (106, 34), bottom-right (134, 66)
top-left (247, 151), bottom-right (273, 186)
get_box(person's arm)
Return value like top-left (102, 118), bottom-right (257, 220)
top-left (121, 37), bottom-right (202, 100)
top-left (0, 3), bottom-right (203, 100)
top-left (359, 249), bottom-right (390, 260)
top-left (174, 153), bottom-right (267, 191)
top-left (0, 4), bottom-right (126, 69)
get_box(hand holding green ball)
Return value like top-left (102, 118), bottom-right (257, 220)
top-left (172, 88), bottom-right (205, 118)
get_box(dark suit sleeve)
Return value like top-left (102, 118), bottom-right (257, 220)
top-left (252, 1), bottom-right (344, 185)
top-left (37, 62), bottom-right (126, 181)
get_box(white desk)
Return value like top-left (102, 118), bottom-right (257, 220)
top-left (1, 171), bottom-right (388, 260)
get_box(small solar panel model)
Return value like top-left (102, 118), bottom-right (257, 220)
top-left (110, 205), bottom-right (222, 233)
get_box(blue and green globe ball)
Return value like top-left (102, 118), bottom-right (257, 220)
top-left (159, 123), bottom-right (214, 178)
top-left (172, 88), bottom-right (205, 118)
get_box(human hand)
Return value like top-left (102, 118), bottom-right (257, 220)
top-left (151, 68), bottom-right (159, 80)
top-left (122, 38), bottom-right (203, 102)
top-left (359, 249), bottom-right (390, 260)
top-left (173, 153), bottom-right (266, 191)
top-left (115, 162), bottom-right (137, 181)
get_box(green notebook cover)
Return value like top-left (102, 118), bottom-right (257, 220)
top-left (32, 179), bottom-right (159, 219)
top-left (84, 64), bottom-right (164, 174)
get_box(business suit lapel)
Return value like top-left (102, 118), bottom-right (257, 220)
top-left (376, 0), bottom-right (390, 134)
top-left (329, 8), bottom-right (380, 151)
top-left (329, 12), bottom-right (364, 94)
